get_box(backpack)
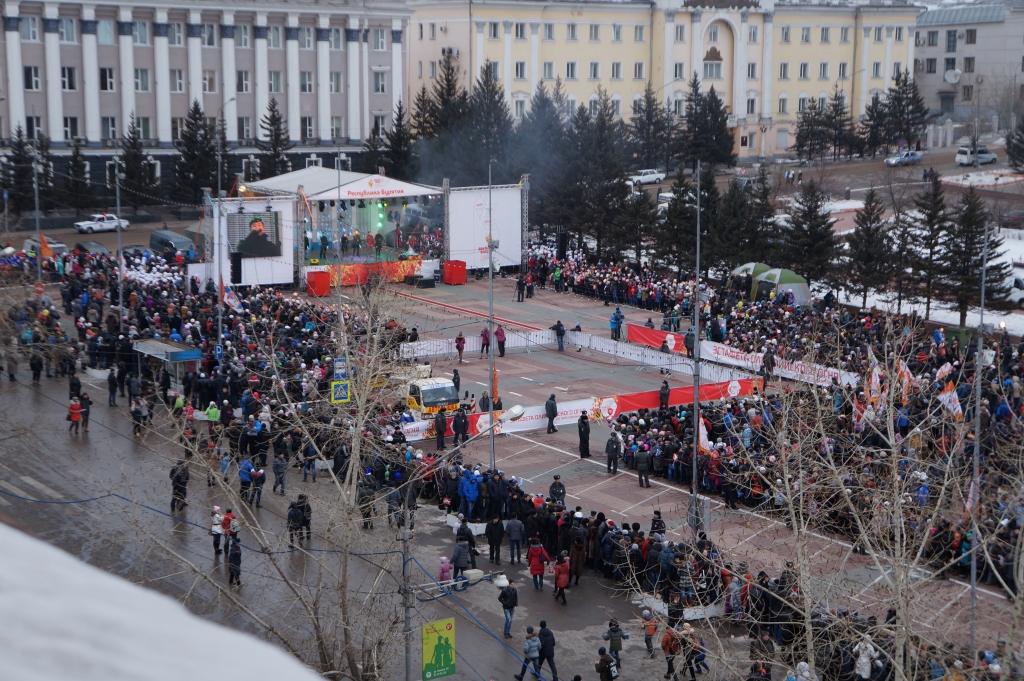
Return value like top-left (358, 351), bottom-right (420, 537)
top-left (608, 661), bottom-right (619, 679)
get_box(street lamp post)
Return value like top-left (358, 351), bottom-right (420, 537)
top-left (487, 159), bottom-right (497, 471)
top-left (690, 159), bottom-right (703, 538)
top-left (969, 219), bottom-right (991, 656)
top-left (214, 97), bottom-right (236, 346)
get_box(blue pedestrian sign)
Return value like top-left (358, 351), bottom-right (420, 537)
top-left (3, 190), bottom-right (8, 202)
top-left (214, 344), bottom-right (224, 360)
top-left (334, 357), bottom-right (348, 380)
top-left (330, 380), bottom-right (352, 404)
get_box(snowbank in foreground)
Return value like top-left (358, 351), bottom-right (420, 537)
top-left (942, 169), bottom-right (1024, 188)
top-left (0, 522), bottom-right (322, 681)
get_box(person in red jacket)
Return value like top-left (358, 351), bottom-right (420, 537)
top-left (526, 537), bottom-right (550, 590)
top-left (553, 553), bottom-right (569, 605)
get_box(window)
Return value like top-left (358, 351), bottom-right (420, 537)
top-left (875, 27), bottom-right (883, 42)
top-left (515, 61), bottom-right (527, 80)
top-left (486, 61), bottom-right (498, 79)
top-left (703, 61), bottom-right (721, 80)
top-left (819, 62), bottom-right (828, 79)
top-left (171, 117), bottom-right (184, 140)
top-left (780, 26), bottom-right (790, 43)
top-left (301, 116), bottom-right (313, 139)
top-left (23, 66), bottom-right (39, 91)
top-left (821, 27), bottom-right (830, 43)
top-left (565, 96), bottom-right (577, 116)
top-left (544, 24), bottom-right (554, 40)
top-left (137, 116), bottom-right (151, 139)
top-left (611, 99), bottom-right (621, 118)
top-left (373, 28), bottom-right (385, 50)
top-left (778, 96), bottom-right (788, 114)
top-left (567, 23), bottom-right (577, 41)
top-left (58, 18), bottom-right (75, 43)
top-left (168, 22), bottom-right (183, 46)
top-left (838, 62), bottom-right (848, 79)
top-left (964, 57), bottom-right (975, 73)
top-left (20, 17), bottom-right (38, 42)
top-left (708, 25), bottom-right (719, 43)
top-left (589, 61), bottom-right (600, 79)
top-left (611, 62), bottom-right (622, 80)
top-left (818, 94), bottom-right (827, 109)
top-left (268, 26), bottom-right (281, 49)
top-left (840, 26), bottom-right (850, 43)
top-left (926, 58), bottom-right (937, 74)
top-left (747, 62), bottom-right (757, 79)
top-left (61, 66), bottom-right (76, 91)
top-left (132, 21), bottom-right (148, 45)
top-left (872, 62), bottom-right (881, 78)
top-left (543, 62), bottom-right (554, 79)
top-left (202, 70), bottom-right (216, 93)
top-left (99, 67), bottom-right (115, 91)
top-left (945, 57), bottom-right (956, 72)
top-left (329, 28), bottom-right (343, 50)
top-left (97, 19), bottom-right (115, 45)
top-left (301, 27), bottom-right (314, 49)
top-left (300, 71), bottom-right (314, 93)
top-left (430, 61), bottom-right (437, 78)
top-left (927, 30), bottom-right (938, 46)
top-left (330, 72), bottom-right (342, 93)
top-left (673, 98), bottom-right (684, 116)
top-left (237, 70), bottom-right (250, 93)
top-left (134, 67), bottom-right (150, 92)
top-left (566, 61), bottom-right (577, 79)
top-left (170, 69), bottom-right (183, 92)
top-left (801, 27), bottom-right (810, 43)
top-left (374, 72), bottom-right (387, 94)
top-left (893, 62), bottom-right (902, 78)
top-left (269, 71), bottom-right (282, 92)
top-left (373, 115), bottom-right (387, 135)
top-left (429, 23), bottom-right (435, 40)
top-left (893, 27), bottom-right (903, 42)
top-left (779, 62), bottom-right (790, 79)
top-left (101, 116), bottom-right (116, 139)
top-left (675, 25), bottom-right (685, 42)
top-left (633, 61), bottom-right (645, 79)
top-left (63, 116), bottom-right (78, 140)
top-left (589, 98), bottom-right (600, 116)
top-left (488, 22), bottom-right (499, 39)
top-left (748, 26), bottom-right (758, 43)
top-left (589, 24), bottom-right (600, 41)
top-left (634, 25), bottom-right (644, 42)
top-left (962, 84), bottom-right (973, 101)
top-left (799, 62), bottom-right (809, 79)
top-left (674, 62), bottom-right (685, 80)
top-left (746, 97), bottom-right (756, 115)
top-left (235, 25), bottom-right (249, 48)
top-left (330, 116), bottom-right (343, 138)
top-left (798, 96), bottom-right (808, 112)
top-left (25, 116), bottom-right (41, 139)
top-left (237, 117), bottom-right (251, 139)
top-left (515, 23), bottom-right (526, 39)
top-left (946, 30), bottom-right (956, 52)
top-left (201, 23), bottom-right (216, 47)
top-left (612, 25), bottom-right (621, 42)
top-left (515, 100), bottom-right (526, 118)
top-left (965, 28), bottom-right (976, 45)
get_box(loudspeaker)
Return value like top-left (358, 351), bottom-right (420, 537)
top-left (230, 252), bottom-right (243, 284)
top-left (557, 231), bottom-right (569, 261)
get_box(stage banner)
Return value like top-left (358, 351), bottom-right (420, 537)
top-left (327, 258), bottom-right (422, 286)
top-left (625, 324), bottom-right (857, 387)
top-left (401, 399), bottom-right (602, 442)
top-left (596, 377), bottom-right (764, 421)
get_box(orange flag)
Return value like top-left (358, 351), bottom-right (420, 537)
top-left (492, 366), bottom-right (499, 404)
top-left (38, 233), bottom-right (53, 258)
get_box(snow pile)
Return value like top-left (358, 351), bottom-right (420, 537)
top-left (0, 522), bottom-right (322, 681)
top-left (942, 169), bottom-right (1024, 188)
top-left (823, 199), bottom-right (865, 214)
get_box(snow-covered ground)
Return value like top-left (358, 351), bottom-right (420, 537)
top-left (942, 168), bottom-right (1024, 188)
top-left (0, 522), bottom-right (322, 681)
top-left (824, 199), bottom-right (866, 213)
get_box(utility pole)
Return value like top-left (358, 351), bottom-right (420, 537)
top-left (487, 159), bottom-right (496, 470)
top-left (690, 159), bottom-right (702, 538)
top-left (402, 504), bottom-right (413, 681)
top-left (115, 160), bottom-right (125, 333)
top-left (32, 160), bottom-right (41, 283)
top-left (970, 218), bottom-right (990, 656)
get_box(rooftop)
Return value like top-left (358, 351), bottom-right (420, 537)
top-left (917, 4), bottom-right (1005, 25)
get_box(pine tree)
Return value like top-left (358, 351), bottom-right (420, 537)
top-left (910, 175), bottom-right (950, 319)
top-left (746, 165), bottom-right (778, 265)
top-left (257, 98), bottom-right (293, 179)
top-left (657, 170), bottom-right (698, 274)
top-left (514, 83), bottom-right (566, 233)
top-left (783, 179), bottom-right (836, 286)
top-left (702, 86), bottom-right (737, 169)
top-left (6, 127), bottom-right (35, 213)
top-left (612, 190), bottom-right (659, 262)
top-left (383, 101), bottom-right (417, 181)
top-left (173, 100), bottom-right (217, 203)
top-left (215, 117), bottom-right (234, 196)
top-left (62, 139), bottom-right (92, 217)
top-left (361, 132), bottom-right (386, 174)
top-left (844, 188), bottom-right (892, 307)
top-left (580, 88), bottom-right (628, 260)
top-left (681, 72), bottom-right (704, 172)
top-left (1006, 114), bottom-right (1024, 171)
top-left (794, 100), bottom-right (828, 161)
top-left (462, 61), bottom-right (514, 185)
top-left (410, 85), bottom-right (434, 138)
top-left (885, 70), bottom-right (928, 146)
top-left (825, 86), bottom-right (853, 160)
top-left (121, 114), bottom-right (161, 210)
top-left (628, 81), bottom-right (669, 171)
top-left (714, 180), bottom-right (752, 275)
top-left (418, 54), bottom-right (470, 184)
top-left (696, 164), bottom-right (721, 277)
top-left (860, 96), bottom-right (888, 158)
top-left (34, 134), bottom-right (56, 212)
top-left (887, 209), bottom-right (917, 313)
top-left (941, 188), bottom-right (1012, 328)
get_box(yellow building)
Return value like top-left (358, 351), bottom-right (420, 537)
top-left (406, 0), bottom-right (923, 160)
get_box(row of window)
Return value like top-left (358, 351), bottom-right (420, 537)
top-left (917, 28), bottom-right (977, 53)
top-left (778, 25), bottom-right (903, 44)
top-left (777, 60), bottom-right (900, 81)
top-left (922, 56), bottom-right (976, 74)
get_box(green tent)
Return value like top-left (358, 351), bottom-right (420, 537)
top-left (726, 262), bottom-right (771, 298)
top-left (753, 268), bottom-right (811, 305)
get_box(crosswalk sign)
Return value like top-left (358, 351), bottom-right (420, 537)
top-left (334, 357), bottom-right (348, 380)
top-left (330, 380), bottom-right (351, 404)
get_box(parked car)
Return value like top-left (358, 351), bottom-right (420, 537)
top-left (74, 213), bottom-right (129, 233)
top-left (1008, 273), bottom-right (1024, 308)
top-left (955, 146), bottom-right (999, 166)
top-left (628, 169), bottom-right (666, 185)
top-left (1001, 210), bottom-right (1024, 229)
top-left (149, 229), bottom-right (195, 256)
top-left (884, 151), bottom-right (924, 167)
top-left (22, 236), bottom-right (68, 256)
top-left (73, 241), bottom-right (111, 256)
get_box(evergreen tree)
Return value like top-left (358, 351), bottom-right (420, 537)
top-left (701, 86), bottom-right (737, 169)
top-left (941, 188), bottom-right (1011, 328)
top-left (746, 165), bottom-right (778, 265)
top-left (410, 85), bottom-right (433, 138)
top-left (5, 127), bottom-right (35, 213)
top-left (843, 188), bottom-right (892, 307)
top-left (910, 175), bottom-right (950, 319)
top-left (173, 100), bottom-right (217, 203)
top-left (695, 164), bottom-right (721, 277)
top-left (121, 114), bottom-right (161, 209)
top-left (612, 190), bottom-right (659, 263)
top-left (860, 96), bottom-right (888, 158)
top-left (824, 86), bottom-right (854, 160)
top-left (215, 117), bottom-right (234, 196)
top-left (782, 179), bottom-right (836, 286)
top-left (628, 81), bottom-right (670, 170)
top-left (579, 89), bottom-right (628, 259)
top-left (62, 139), bottom-right (92, 217)
top-left (257, 98), bottom-right (293, 179)
top-left (383, 101), bottom-right (417, 180)
top-left (681, 73), bottom-right (704, 171)
top-left (1006, 113), bottom-right (1024, 172)
top-left (34, 134), bottom-right (56, 212)
top-left (887, 209), bottom-right (917, 313)
top-left (361, 132), bottom-right (386, 174)
top-left (462, 61), bottom-right (514, 185)
top-left (885, 70), bottom-right (928, 146)
top-left (514, 82), bottom-right (566, 233)
top-left (657, 170), bottom-right (698, 274)
top-left (714, 180), bottom-right (752, 275)
top-left (418, 55), bottom-right (471, 184)
top-left (794, 100), bottom-right (828, 160)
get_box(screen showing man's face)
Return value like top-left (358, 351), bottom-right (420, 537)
top-left (227, 212), bottom-right (281, 258)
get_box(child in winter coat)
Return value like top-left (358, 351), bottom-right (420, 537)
top-left (438, 556), bottom-right (453, 584)
top-left (514, 627), bottom-right (542, 681)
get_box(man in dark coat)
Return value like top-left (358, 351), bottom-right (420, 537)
top-left (485, 515), bottom-right (505, 564)
top-left (635, 444), bottom-right (652, 488)
top-left (452, 408), bottom-right (470, 445)
top-left (578, 413), bottom-right (591, 458)
top-left (537, 621), bottom-right (559, 681)
top-left (170, 460), bottom-right (190, 511)
top-left (605, 435), bottom-right (622, 474)
top-left (549, 475), bottom-right (566, 505)
top-left (659, 380), bottom-right (671, 409)
top-left (228, 537), bottom-right (242, 586)
top-left (545, 394), bottom-right (558, 433)
top-left (435, 410), bottom-right (447, 451)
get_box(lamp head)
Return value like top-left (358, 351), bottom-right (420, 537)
top-left (500, 404), bottom-right (525, 422)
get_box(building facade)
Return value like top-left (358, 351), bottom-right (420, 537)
top-left (407, 0), bottom-right (921, 160)
top-left (913, 3), bottom-right (1024, 123)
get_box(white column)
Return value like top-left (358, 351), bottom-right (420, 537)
top-left (286, 15), bottom-right (300, 142)
top-left (391, 18), bottom-right (403, 114)
top-left (43, 4), bottom-right (63, 144)
top-left (317, 16), bottom-right (331, 143)
top-left (221, 12), bottom-right (237, 143)
top-left (859, 26), bottom-right (871, 116)
top-left (475, 21), bottom-right (485, 85)
top-left (734, 12), bottom-right (749, 124)
top-left (905, 24), bottom-right (915, 81)
top-left (187, 10), bottom-right (203, 108)
top-left (529, 23), bottom-right (539, 98)
top-left (361, 23), bottom-right (370, 139)
top-left (761, 14), bottom-right (773, 120)
top-left (503, 21), bottom-right (512, 104)
top-left (153, 9), bottom-right (172, 145)
top-left (884, 26), bottom-right (894, 88)
top-left (118, 8), bottom-right (136, 133)
top-left (4, 8), bottom-right (24, 138)
top-left (346, 17), bottom-right (360, 142)
top-left (691, 12), bottom-right (703, 86)
top-left (664, 11), bottom-right (675, 105)
top-left (254, 16), bottom-right (268, 139)
top-left (81, 6), bottom-right (100, 145)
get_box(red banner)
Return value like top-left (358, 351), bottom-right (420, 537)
top-left (596, 377), bottom-right (763, 420)
top-left (626, 323), bottom-right (689, 353)
top-left (326, 258), bottom-right (422, 286)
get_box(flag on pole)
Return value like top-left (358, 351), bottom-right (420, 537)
top-left (936, 381), bottom-right (963, 419)
top-left (221, 278), bottom-right (243, 313)
top-left (935, 362), bottom-right (954, 382)
top-left (38, 233), bottom-right (53, 258)
top-left (698, 416), bottom-right (712, 454)
top-left (491, 366), bottom-right (499, 405)
top-left (896, 359), bottom-right (915, 404)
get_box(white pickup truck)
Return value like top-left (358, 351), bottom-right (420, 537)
top-left (628, 169), bottom-right (666, 185)
top-left (74, 213), bottom-right (129, 234)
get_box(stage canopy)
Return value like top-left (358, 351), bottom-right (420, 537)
top-left (307, 175), bottom-right (441, 202)
top-left (239, 167), bottom-right (366, 197)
